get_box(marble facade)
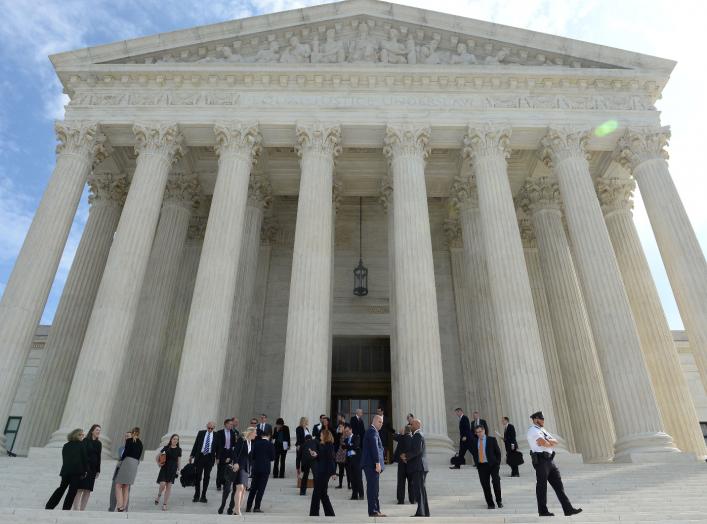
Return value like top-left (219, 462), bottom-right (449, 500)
top-left (0, 0), bottom-right (705, 462)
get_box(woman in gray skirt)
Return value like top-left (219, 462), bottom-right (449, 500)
top-left (114, 427), bottom-right (143, 512)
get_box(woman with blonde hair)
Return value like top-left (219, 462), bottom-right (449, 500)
top-left (46, 428), bottom-right (88, 510)
top-left (220, 426), bottom-right (256, 515)
top-left (295, 416), bottom-right (310, 477)
top-left (114, 427), bottom-right (143, 512)
top-left (155, 434), bottom-right (181, 511)
top-left (73, 424), bottom-right (102, 510)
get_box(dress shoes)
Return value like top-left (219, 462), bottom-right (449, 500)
top-left (245, 507), bottom-right (251, 513)
top-left (487, 504), bottom-right (496, 509)
top-left (497, 502), bottom-right (504, 508)
top-left (449, 466), bottom-right (460, 469)
top-left (539, 511), bottom-right (555, 516)
top-left (217, 506), bottom-right (224, 514)
top-left (199, 496), bottom-right (207, 503)
top-left (564, 508), bottom-right (583, 516)
top-left (253, 508), bottom-right (263, 513)
top-left (192, 495), bottom-right (199, 503)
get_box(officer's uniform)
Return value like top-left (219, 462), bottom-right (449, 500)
top-left (526, 412), bottom-right (578, 517)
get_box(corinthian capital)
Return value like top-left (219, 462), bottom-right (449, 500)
top-left (595, 175), bottom-right (635, 216)
top-left (449, 174), bottom-right (479, 210)
top-left (247, 173), bottom-right (273, 209)
top-left (163, 172), bottom-right (201, 210)
top-left (463, 124), bottom-right (511, 161)
top-left (133, 122), bottom-right (184, 163)
top-left (378, 174), bottom-right (393, 212)
top-left (540, 127), bottom-right (590, 168)
top-left (87, 171), bottom-right (128, 208)
top-left (517, 176), bottom-right (562, 215)
top-left (615, 127), bottom-right (670, 172)
top-left (383, 124), bottom-right (431, 163)
top-left (295, 122), bottom-right (342, 159)
top-left (214, 122), bottom-right (262, 164)
top-left (55, 121), bottom-right (111, 166)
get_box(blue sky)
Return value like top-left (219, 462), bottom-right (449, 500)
top-left (0, 0), bottom-right (705, 328)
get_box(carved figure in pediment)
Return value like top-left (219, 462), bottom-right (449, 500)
top-left (280, 36), bottom-right (311, 63)
top-left (254, 40), bottom-right (280, 63)
top-left (155, 53), bottom-right (174, 64)
top-left (380, 28), bottom-right (408, 64)
top-left (528, 53), bottom-right (547, 66)
top-left (348, 21), bottom-right (378, 62)
top-left (484, 48), bottom-right (510, 65)
top-left (405, 34), bottom-right (417, 64)
top-left (222, 46), bottom-right (243, 63)
top-left (312, 28), bottom-right (345, 63)
top-left (419, 34), bottom-right (442, 64)
top-left (450, 42), bottom-right (477, 64)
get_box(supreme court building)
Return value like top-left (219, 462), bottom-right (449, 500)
top-left (1, 0), bottom-right (706, 463)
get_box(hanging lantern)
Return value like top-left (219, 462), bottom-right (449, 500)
top-left (353, 196), bottom-right (368, 296)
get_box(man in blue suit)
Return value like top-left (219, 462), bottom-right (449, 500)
top-left (361, 414), bottom-right (385, 517)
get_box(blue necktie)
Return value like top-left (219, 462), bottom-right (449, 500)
top-left (204, 433), bottom-right (211, 454)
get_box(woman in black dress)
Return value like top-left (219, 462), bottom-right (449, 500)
top-left (309, 429), bottom-right (336, 516)
top-left (155, 434), bottom-right (181, 511)
top-left (73, 424), bottom-right (102, 510)
top-left (272, 418), bottom-right (291, 478)
top-left (295, 416), bottom-right (310, 477)
top-left (45, 428), bottom-right (88, 510)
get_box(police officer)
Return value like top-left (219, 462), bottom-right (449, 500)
top-left (527, 411), bottom-right (582, 517)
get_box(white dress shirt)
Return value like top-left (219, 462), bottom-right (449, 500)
top-left (527, 424), bottom-right (554, 453)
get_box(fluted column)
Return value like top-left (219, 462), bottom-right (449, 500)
top-left (168, 123), bottom-right (261, 444)
top-left (149, 216), bottom-right (205, 446)
top-left (519, 216), bottom-right (576, 453)
top-left (617, 128), bottom-right (707, 390)
top-left (280, 123), bottom-right (341, 428)
top-left (219, 174), bottom-right (272, 417)
top-left (449, 177), bottom-right (504, 436)
top-left (14, 172), bottom-right (126, 455)
top-left (110, 172), bottom-right (200, 448)
top-left (444, 217), bottom-right (480, 415)
top-left (49, 123), bottom-right (183, 448)
top-left (597, 173), bottom-right (707, 458)
top-left (463, 125), bottom-right (558, 445)
top-left (0, 121), bottom-right (108, 452)
top-left (383, 124), bottom-right (450, 451)
top-left (518, 177), bottom-right (614, 462)
top-left (541, 128), bottom-right (678, 461)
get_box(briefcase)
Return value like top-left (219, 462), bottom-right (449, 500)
top-left (507, 450), bottom-right (525, 467)
top-left (180, 463), bottom-right (197, 487)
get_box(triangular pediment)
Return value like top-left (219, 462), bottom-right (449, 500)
top-left (50, 0), bottom-right (674, 74)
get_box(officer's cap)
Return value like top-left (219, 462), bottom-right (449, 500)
top-left (529, 411), bottom-right (544, 420)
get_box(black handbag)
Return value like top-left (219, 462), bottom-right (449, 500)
top-left (179, 463), bottom-right (197, 487)
top-left (508, 449), bottom-right (525, 467)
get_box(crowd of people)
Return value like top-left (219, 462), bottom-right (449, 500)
top-left (45, 407), bottom-right (582, 518)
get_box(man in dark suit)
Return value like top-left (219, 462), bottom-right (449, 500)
top-left (502, 416), bottom-right (520, 477)
top-left (376, 407), bottom-right (394, 463)
top-left (361, 414), bottom-right (386, 517)
top-left (341, 424), bottom-right (364, 500)
top-left (451, 408), bottom-right (473, 469)
top-left (299, 435), bottom-right (318, 496)
top-left (214, 418), bottom-right (236, 491)
top-left (350, 409), bottom-right (365, 441)
top-left (256, 414), bottom-right (272, 438)
top-left (393, 425), bottom-right (415, 504)
top-left (312, 414), bottom-right (327, 440)
top-left (473, 425), bottom-right (503, 509)
top-left (401, 418), bottom-right (430, 517)
top-left (471, 411), bottom-right (490, 435)
top-left (246, 427), bottom-right (276, 513)
top-left (190, 421), bottom-right (217, 503)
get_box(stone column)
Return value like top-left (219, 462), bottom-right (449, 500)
top-left (383, 124), bottom-right (450, 451)
top-left (519, 216), bottom-right (576, 453)
top-left (110, 172), bottom-right (200, 448)
top-left (280, 123), bottom-right (341, 428)
top-left (50, 122), bottom-right (183, 448)
top-left (0, 121), bottom-right (108, 452)
top-left (541, 128), bottom-right (678, 461)
top-left (444, 217), bottom-right (480, 414)
top-left (219, 174), bottom-right (272, 417)
top-left (518, 176), bottom-right (614, 462)
top-left (14, 172), bottom-right (127, 455)
top-left (463, 125), bottom-right (559, 444)
top-left (449, 176), bottom-right (505, 434)
top-left (617, 128), bottom-right (707, 390)
top-left (597, 173), bottom-right (707, 458)
top-left (168, 123), bottom-right (261, 444)
top-left (149, 216), bottom-right (205, 446)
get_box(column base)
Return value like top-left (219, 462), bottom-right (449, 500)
top-left (424, 433), bottom-right (455, 464)
top-left (614, 431), bottom-right (684, 463)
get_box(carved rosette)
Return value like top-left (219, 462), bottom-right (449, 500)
top-left (55, 121), bottom-right (111, 167)
top-left (247, 173), bottom-right (273, 209)
top-left (87, 171), bottom-right (128, 208)
top-left (449, 174), bottom-right (479, 210)
top-left (540, 127), bottom-right (590, 168)
top-left (383, 124), bottom-right (431, 163)
top-left (595, 175), bottom-right (636, 216)
top-left (378, 173), bottom-right (393, 212)
top-left (261, 215), bottom-right (280, 245)
top-left (133, 122), bottom-right (184, 164)
top-left (214, 121), bottom-right (262, 164)
top-left (187, 215), bottom-right (208, 241)
top-left (443, 217), bottom-right (463, 249)
top-left (163, 172), bottom-right (201, 210)
top-left (462, 124), bottom-right (511, 162)
top-left (517, 176), bottom-right (562, 215)
top-left (295, 122), bottom-right (342, 160)
top-left (615, 127), bottom-right (670, 172)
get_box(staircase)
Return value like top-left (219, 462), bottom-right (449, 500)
top-left (0, 454), bottom-right (705, 522)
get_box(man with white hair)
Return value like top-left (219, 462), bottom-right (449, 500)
top-left (361, 414), bottom-right (385, 517)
